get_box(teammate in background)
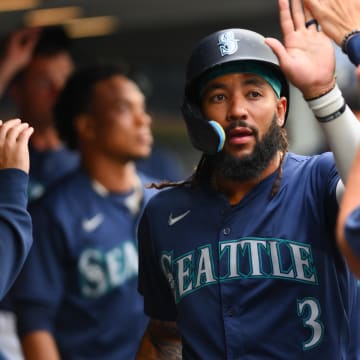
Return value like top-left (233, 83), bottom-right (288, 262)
top-left (0, 119), bottom-right (33, 298)
top-left (305, 0), bottom-right (360, 278)
top-left (0, 26), bottom-right (78, 360)
top-left (0, 26), bottom-right (78, 201)
top-left (304, 0), bottom-right (360, 66)
top-left (136, 0), bottom-right (360, 358)
top-left (11, 64), bottom-right (157, 360)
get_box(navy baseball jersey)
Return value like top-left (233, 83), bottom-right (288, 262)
top-left (28, 145), bottom-right (79, 200)
top-left (344, 207), bottom-right (360, 259)
top-left (138, 152), bottom-right (358, 359)
top-left (0, 169), bottom-right (32, 299)
top-left (12, 167), bottom-right (158, 360)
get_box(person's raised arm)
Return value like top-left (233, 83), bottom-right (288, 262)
top-left (0, 28), bottom-right (40, 98)
top-left (266, 0), bottom-right (360, 194)
top-left (336, 145), bottom-right (360, 277)
top-left (136, 319), bottom-right (182, 360)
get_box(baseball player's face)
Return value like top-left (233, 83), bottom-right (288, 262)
top-left (201, 72), bottom-right (286, 160)
top-left (84, 75), bottom-right (153, 161)
top-left (11, 52), bottom-right (74, 131)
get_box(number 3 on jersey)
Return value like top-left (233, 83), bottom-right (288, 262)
top-left (297, 297), bottom-right (324, 350)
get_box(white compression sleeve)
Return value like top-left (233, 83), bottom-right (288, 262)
top-left (306, 84), bottom-right (360, 201)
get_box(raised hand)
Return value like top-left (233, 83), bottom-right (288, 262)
top-left (0, 28), bottom-right (40, 97)
top-left (0, 119), bottom-right (34, 173)
top-left (265, 0), bottom-right (336, 99)
top-left (304, 0), bottom-right (360, 46)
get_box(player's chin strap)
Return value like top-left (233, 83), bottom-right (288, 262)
top-left (181, 98), bottom-right (226, 155)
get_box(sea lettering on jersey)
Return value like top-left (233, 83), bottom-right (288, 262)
top-left (79, 241), bottom-right (138, 297)
top-left (160, 237), bottom-right (318, 303)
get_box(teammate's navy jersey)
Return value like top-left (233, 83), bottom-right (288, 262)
top-left (345, 207), bottom-right (360, 259)
top-left (12, 167), bottom-right (158, 360)
top-left (28, 145), bottom-right (79, 201)
top-left (0, 145), bottom-right (79, 312)
top-left (138, 152), bottom-right (358, 359)
top-left (0, 169), bottom-right (32, 299)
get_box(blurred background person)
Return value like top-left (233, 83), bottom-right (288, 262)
top-left (2, 26), bottom-right (78, 200)
top-left (11, 64), bottom-right (158, 360)
top-left (0, 26), bottom-right (78, 360)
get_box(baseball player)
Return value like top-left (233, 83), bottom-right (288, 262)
top-left (305, 0), bottom-right (360, 278)
top-left (136, 0), bottom-right (360, 358)
top-left (10, 65), bottom-right (158, 360)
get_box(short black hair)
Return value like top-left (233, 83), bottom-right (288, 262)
top-left (34, 25), bottom-right (72, 56)
top-left (11, 26), bottom-right (73, 85)
top-left (54, 64), bottom-right (128, 150)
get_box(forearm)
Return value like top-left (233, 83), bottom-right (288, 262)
top-left (136, 319), bottom-right (182, 360)
top-left (21, 330), bottom-right (61, 360)
top-left (306, 84), bottom-right (360, 184)
top-left (336, 146), bottom-right (360, 277)
top-left (0, 169), bottom-right (32, 298)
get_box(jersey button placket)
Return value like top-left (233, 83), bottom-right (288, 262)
top-left (223, 227), bottom-right (231, 236)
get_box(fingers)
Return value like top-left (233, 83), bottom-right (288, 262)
top-left (16, 126), bottom-right (34, 147)
top-left (11, 27), bottom-right (40, 46)
top-left (7, 122), bottom-right (32, 145)
top-left (0, 119), bottom-right (33, 173)
top-left (0, 118), bottom-right (21, 143)
top-left (0, 119), bottom-right (33, 145)
top-left (279, 0), bottom-right (319, 34)
top-left (291, 0), bottom-right (306, 30)
top-left (303, 4), bottom-right (319, 32)
top-left (303, 0), bottom-right (322, 17)
top-left (278, 0), bottom-right (295, 35)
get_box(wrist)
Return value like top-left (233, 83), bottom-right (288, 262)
top-left (306, 84), bottom-right (346, 122)
top-left (341, 29), bottom-right (360, 54)
top-left (346, 34), bottom-right (360, 66)
top-left (303, 77), bottom-right (336, 101)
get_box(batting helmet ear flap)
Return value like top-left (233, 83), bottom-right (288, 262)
top-left (181, 97), bottom-right (225, 155)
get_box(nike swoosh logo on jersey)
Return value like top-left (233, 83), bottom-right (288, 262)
top-left (168, 210), bottom-right (191, 226)
top-left (82, 213), bottom-right (104, 232)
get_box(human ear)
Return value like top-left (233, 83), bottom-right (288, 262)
top-left (276, 96), bottom-right (287, 127)
top-left (74, 114), bottom-right (96, 141)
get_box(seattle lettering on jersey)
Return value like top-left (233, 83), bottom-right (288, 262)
top-left (160, 237), bottom-right (318, 303)
top-left (79, 240), bottom-right (138, 298)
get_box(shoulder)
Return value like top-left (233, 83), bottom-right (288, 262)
top-left (143, 184), bottom-right (197, 215)
top-left (30, 169), bottom-right (89, 212)
top-left (284, 151), bottom-right (336, 174)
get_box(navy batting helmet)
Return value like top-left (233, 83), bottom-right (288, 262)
top-left (181, 28), bottom-right (290, 154)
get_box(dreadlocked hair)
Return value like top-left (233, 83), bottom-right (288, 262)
top-left (146, 178), bottom-right (191, 190)
top-left (145, 157), bottom-right (208, 190)
top-left (269, 126), bottom-right (288, 198)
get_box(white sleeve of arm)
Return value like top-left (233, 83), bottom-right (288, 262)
top-left (306, 84), bottom-right (360, 202)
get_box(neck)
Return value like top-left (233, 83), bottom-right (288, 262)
top-left (30, 127), bottom-right (62, 151)
top-left (81, 152), bottom-right (139, 193)
top-left (212, 151), bottom-right (282, 205)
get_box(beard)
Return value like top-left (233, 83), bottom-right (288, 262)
top-left (213, 114), bottom-right (283, 182)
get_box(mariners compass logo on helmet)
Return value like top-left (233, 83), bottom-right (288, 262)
top-left (217, 31), bottom-right (239, 56)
